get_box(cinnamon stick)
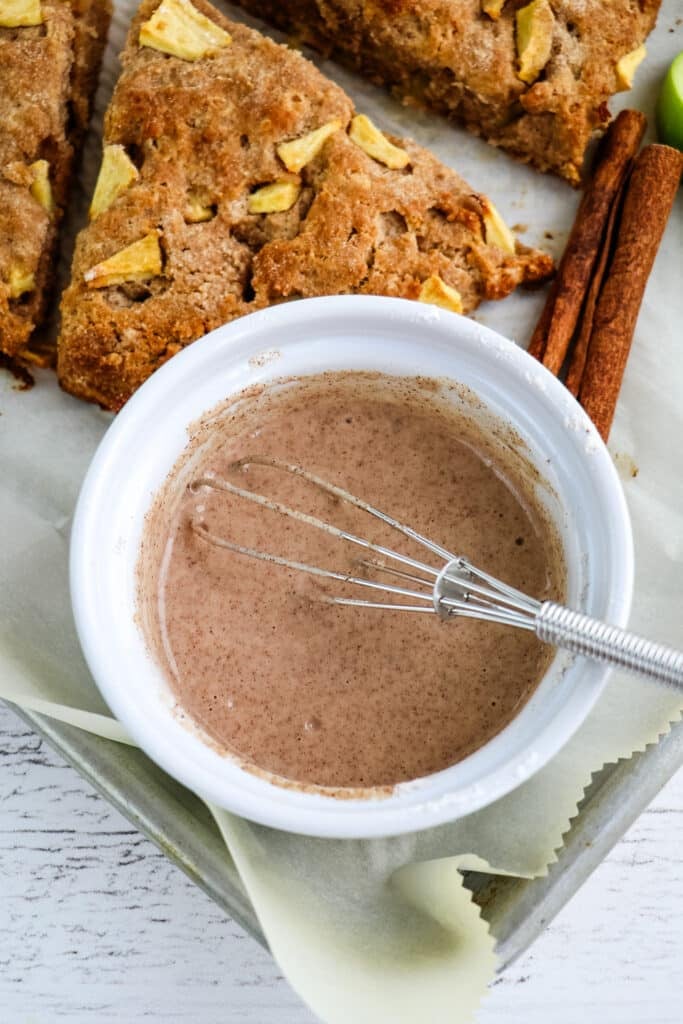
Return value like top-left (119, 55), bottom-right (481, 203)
top-left (527, 109), bottom-right (646, 368)
top-left (564, 173), bottom-right (626, 396)
top-left (526, 275), bottom-right (558, 360)
top-left (578, 144), bottom-right (683, 440)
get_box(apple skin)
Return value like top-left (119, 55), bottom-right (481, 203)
top-left (657, 51), bottom-right (683, 153)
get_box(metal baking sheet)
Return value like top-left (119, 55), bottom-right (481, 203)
top-left (8, 702), bottom-right (682, 968)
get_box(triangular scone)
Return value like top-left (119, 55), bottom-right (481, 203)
top-left (58, 0), bottom-right (553, 411)
top-left (0, 0), bottom-right (112, 366)
top-left (237, 0), bottom-right (661, 184)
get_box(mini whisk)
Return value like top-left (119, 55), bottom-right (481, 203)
top-left (190, 456), bottom-right (683, 690)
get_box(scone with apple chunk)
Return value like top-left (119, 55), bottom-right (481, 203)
top-left (0, 0), bottom-right (112, 365)
top-left (58, 0), bottom-right (553, 411)
top-left (235, 0), bottom-right (660, 183)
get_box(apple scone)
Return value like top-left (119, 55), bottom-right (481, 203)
top-left (0, 0), bottom-right (112, 364)
top-left (58, 0), bottom-right (553, 410)
top-left (236, 0), bottom-right (661, 184)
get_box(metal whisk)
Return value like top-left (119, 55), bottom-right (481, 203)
top-left (190, 456), bottom-right (683, 690)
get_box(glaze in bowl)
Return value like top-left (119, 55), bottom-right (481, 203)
top-left (70, 296), bottom-right (633, 838)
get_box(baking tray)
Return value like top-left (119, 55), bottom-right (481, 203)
top-left (7, 701), bottom-right (682, 967)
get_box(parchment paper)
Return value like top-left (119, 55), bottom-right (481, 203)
top-left (1, 3), bottom-right (682, 1021)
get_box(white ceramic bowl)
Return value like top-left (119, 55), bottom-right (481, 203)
top-left (70, 296), bottom-right (633, 838)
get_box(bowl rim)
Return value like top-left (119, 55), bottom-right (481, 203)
top-left (70, 295), bottom-right (634, 838)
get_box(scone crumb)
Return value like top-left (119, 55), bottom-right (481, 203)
top-left (102, 351), bottom-right (124, 367)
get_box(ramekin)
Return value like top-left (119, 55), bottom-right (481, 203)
top-left (70, 296), bottom-right (633, 838)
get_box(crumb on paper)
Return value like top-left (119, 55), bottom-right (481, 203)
top-left (512, 223), bottom-right (529, 234)
top-left (613, 451), bottom-right (639, 479)
top-left (0, 352), bottom-right (34, 391)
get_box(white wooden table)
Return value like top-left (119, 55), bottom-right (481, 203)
top-left (1, 702), bottom-right (681, 1023)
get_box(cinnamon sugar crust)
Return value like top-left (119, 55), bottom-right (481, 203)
top-left (236, 0), bottom-right (662, 184)
top-left (0, 0), bottom-right (112, 363)
top-left (57, 0), bottom-right (553, 411)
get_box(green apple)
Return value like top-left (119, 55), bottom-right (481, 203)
top-left (657, 51), bottom-right (683, 151)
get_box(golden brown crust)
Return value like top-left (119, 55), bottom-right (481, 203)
top-left (237, 0), bottom-right (662, 184)
top-left (57, 0), bottom-right (553, 411)
top-left (0, 0), bottom-right (112, 362)
top-left (69, 0), bottom-right (114, 140)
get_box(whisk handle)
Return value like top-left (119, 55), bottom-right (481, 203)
top-left (536, 602), bottom-right (683, 689)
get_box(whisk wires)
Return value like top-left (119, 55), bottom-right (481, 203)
top-left (190, 455), bottom-right (540, 629)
